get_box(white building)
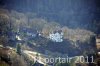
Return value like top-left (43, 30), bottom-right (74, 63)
top-left (16, 35), bottom-right (22, 41)
top-left (48, 32), bottom-right (63, 42)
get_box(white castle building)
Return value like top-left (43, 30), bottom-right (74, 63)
top-left (48, 31), bottom-right (63, 42)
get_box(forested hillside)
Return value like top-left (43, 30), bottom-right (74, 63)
top-left (0, 0), bottom-right (100, 66)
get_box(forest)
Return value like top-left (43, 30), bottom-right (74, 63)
top-left (0, 0), bottom-right (100, 66)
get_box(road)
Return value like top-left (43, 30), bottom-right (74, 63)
top-left (22, 50), bottom-right (46, 65)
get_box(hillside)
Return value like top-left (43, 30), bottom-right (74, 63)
top-left (0, 46), bottom-right (27, 66)
top-left (0, 8), bottom-right (99, 66)
top-left (0, 8), bottom-right (97, 55)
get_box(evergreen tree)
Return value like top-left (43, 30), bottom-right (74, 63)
top-left (16, 43), bottom-right (21, 55)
